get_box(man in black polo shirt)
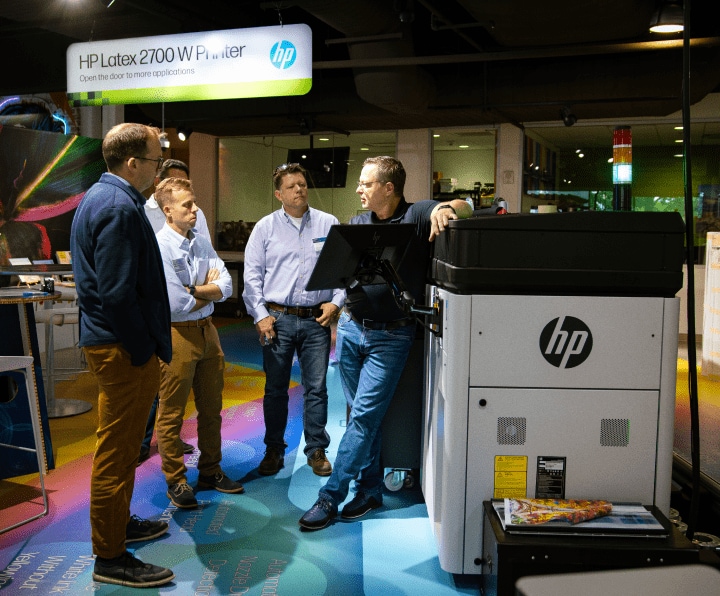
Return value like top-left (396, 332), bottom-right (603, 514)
top-left (299, 155), bottom-right (472, 530)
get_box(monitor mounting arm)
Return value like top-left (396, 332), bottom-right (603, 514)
top-left (353, 256), bottom-right (441, 334)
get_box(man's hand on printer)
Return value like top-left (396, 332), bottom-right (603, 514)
top-left (429, 200), bottom-right (473, 241)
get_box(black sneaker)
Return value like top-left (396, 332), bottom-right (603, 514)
top-left (341, 492), bottom-right (383, 519)
top-left (93, 551), bottom-right (174, 587)
top-left (182, 440), bottom-right (195, 454)
top-left (197, 471), bottom-right (245, 494)
top-left (125, 515), bottom-right (169, 543)
top-left (258, 447), bottom-right (284, 476)
top-left (299, 496), bottom-right (337, 530)
top-left (167, 482), bottom-right (198, 509)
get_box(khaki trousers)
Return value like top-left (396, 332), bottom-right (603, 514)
top-left (84, 344), bottom-right (160, 559)
top-left (156, 322), bottom-right (225, 486)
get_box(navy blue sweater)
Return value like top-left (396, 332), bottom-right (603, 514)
top-left (70, 173), bottom-right (172, 366)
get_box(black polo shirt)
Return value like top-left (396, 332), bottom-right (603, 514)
top-left (345, 198), bottom-right (437, 322)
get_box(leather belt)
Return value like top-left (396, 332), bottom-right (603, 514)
top-left (267, 302), bottom-right (323, 318)
top-left (348, 311), bottom-right (415, 331)
top-left (171, 316), bottom-right (212, 328)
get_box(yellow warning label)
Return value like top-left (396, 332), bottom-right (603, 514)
top-left (493, 456), bottom-right (527, 499)
top-left (494, 455), bottom-right (527, 472)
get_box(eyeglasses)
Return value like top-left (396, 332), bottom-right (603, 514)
top-left (132, 156), bottom-right (164, 170)
top-left (357, 180), bottom-right (380, 189)
top-left (274, 162), bottom-right (300, 175)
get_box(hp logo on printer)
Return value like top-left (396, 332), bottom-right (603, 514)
top-left (270, 40), bottom-right (297, 69)
top-left (539, 316), bottom-right (593, 369)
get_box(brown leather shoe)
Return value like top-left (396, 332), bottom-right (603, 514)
top-left (258, 447), bottom-right (284, 476)
top-left (307, 448), bottom-right (332, 476)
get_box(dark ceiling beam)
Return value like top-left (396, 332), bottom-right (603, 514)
top-left (415, 0), bottom-right (486, 52)
top-left (312, 37), bottom-right (720, 69)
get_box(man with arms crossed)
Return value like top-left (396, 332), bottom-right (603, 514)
top-left (243, 162), bottom-right (344, 477)
top-left (144, 158), bottom-right (211, 238)
top-left (139, 158), bottom-right (207, 464)
top-left (71, 123), bottom-right (174, 587)
top-left (299, 156), bottom-right (472, 530)
top-left (154, 177), bottom-right (244, 509)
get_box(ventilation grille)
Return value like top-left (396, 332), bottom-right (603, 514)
top-left (497, 417), bottom-right (526, 445)
top-left (600, 418), bottom-right (630, 447)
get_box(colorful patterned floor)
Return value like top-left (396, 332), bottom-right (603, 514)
top-left (0, 318), bottom-right (478, 595)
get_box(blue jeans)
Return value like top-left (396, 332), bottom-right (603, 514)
top-left (141, 395), bottom-right (158, 454)
top-left (320, 311), bottom-right (415, 507)
top-left (263, 309), bottom-right (331, 456)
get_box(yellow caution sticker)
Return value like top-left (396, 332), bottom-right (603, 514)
top-left (493, 456), bottom-right (527, 499)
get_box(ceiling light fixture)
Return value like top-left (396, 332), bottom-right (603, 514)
top-left (177, 125), bottom-right (192, 142)
top-left (560, 106), bottom-right (577, 127)
top-left (649, 1), bottom-right (684, 33)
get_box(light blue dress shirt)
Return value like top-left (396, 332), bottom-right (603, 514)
top-left (242, 206), bottom-right (345, 324)
top-left (156, 224), bottom-right (232, 322)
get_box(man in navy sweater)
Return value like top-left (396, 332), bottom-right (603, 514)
top-left (71, 122), bottom-right (174, 588)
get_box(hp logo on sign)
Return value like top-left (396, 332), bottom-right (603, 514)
top-left (270, 40), bottom-right (297, 69)
top-left (539, 316), bottom-right (593, 369)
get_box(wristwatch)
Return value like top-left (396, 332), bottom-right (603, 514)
top-left (187, 285), bottom-right (196, 296)
top-left (437, 204), bottom-right (456, 214)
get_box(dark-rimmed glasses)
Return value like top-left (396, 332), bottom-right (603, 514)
top-left (132, 156), bottom-right (164, 170)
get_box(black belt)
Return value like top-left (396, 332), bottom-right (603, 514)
top-left (348, 311), bottom-right (415, 331)
top-left (171, 316), bottom-right (212, 328)
top-left (267, 302), bottom-right (323, 318)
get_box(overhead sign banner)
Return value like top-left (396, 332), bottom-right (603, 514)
top-left (66, 23), bottom-right (312, 106)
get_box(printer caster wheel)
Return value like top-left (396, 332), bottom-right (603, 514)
top-left (384, 469), bottom-right (414, 491)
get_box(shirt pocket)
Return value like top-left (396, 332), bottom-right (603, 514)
top-left (172, 257), bottom-right (191, 286)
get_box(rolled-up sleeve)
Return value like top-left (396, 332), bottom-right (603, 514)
top-left (209, 252), bottom-right (232, 302)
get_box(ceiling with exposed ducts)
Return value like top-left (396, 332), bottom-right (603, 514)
top-left (2, 0), bottom-right (720, 140)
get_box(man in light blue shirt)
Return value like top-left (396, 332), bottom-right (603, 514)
top-left (139, 158), bottom-right (204, 463)
top-left (243, 162), bottom-right (345, 477)
top-left (154, 177), bottom-right (244, 510)
top-left (144, 159), bottom-right (211, 238)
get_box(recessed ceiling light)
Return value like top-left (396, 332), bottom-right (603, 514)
top-left (674, 126), bottom-right (683, 130)
top-left (433, 134), bottom-right (440, 138)
top-left (360, 147), bottom-right (369, 151)
top-left (675, 139), bottom-right (683, 143)
top-left (318, 137), bottom-right (330, 142)
top-left (459, 145), bottom-right (469, 148)
top-left (674, 153), bottom-right (683, 157)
